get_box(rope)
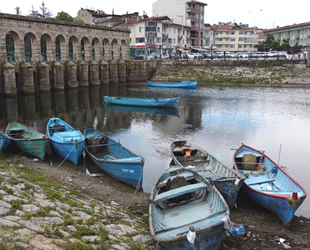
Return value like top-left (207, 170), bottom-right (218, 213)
top-left (49, 144), bottom-right (76, 174)
top-left (125, 169), bottom-right (144, 213)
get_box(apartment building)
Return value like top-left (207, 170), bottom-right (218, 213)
top-left (116, 16), bottom-right (191, 58)
top-left (211, 22), bottom-right (259, 52)
top-left (153, 0), bottom-right (207, 48)
top-left (264, 22), bottom-right (310, 49)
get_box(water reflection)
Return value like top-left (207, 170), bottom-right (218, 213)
top-left (0, 85), bottom-right (309, 218)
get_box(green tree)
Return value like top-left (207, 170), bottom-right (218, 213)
top-left (55, 11), bottom-right (74, 22)
top-left (271, 40), bottom-right (280, 51)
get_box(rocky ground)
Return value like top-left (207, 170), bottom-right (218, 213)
top-left (0, 152), bottom-right (309, 250)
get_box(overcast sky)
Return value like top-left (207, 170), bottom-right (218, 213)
top-left (1, 0), bottom-right (310, 29)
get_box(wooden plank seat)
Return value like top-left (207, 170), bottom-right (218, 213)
top-left (153, 183), bottom-right (208, 203)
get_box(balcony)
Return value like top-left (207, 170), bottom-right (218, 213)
top-left (162, 33), bottom-right (168, 38)
top-left (178, 35), bottom-right (183, 40)
top-left (146, 32), bottom-right (157, 38)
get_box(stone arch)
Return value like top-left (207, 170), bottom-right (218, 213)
top-left (24, 32), bottom-right (36, 62)
top-left (55, 35), bottom-right (66, 61)
top-left (6, 31), bottom-right (19, 62)
top-left (40, 34), bottom-right (52, 62)
top-left (69, 36), bottom-right (78, 61)
top-left (91, 37), bottom-right (100, 61)
top-left (80, 37), bottom-right (90, 61)
top-left (102, 38), bottom-right (110, 61)
top-left (111, 39), bottom-right (119, 60)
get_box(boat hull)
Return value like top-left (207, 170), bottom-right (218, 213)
top-left (47, 117), bottom-right (85, 165)
top-left (233, 144), bottom-right (307, 228)
top-left (85, 129), bottom-right (144, 189)
top-left (147, 81), bottom-right (197, 89)
top-left (5, 123), bottom-right (48, 160)
top-left (149, 168), bottom-right (229, 250)
top-left (50, 140), bottom-right (84, 165)
top-left (104, 96), bottom-right (179, 108)
top-left (0, 132), bottom-right (11, 151)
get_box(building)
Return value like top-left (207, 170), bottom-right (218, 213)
top-left (211, 22), bottom-right (259, 53)
top-left (116, 16), bottom-right (191, 58)
top-left (77, 8), bottom-right (141, 28)
top-left (263, 22), bottom-right (310, 49)
top-left (153, 0), bottom-right (207, 49)
top-left (203, 24), bottom-right (215, 50)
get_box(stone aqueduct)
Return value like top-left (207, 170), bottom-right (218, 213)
top-left (0, 14), bottom-right (156, 96)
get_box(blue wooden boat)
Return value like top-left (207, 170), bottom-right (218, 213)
top-left (0, 131), bottom-right (11, 151)
top-left (84, 128), bottom-right (144, 189)
top-left (103, 96), bottom-right (180, 108)
top-left (5, 122), bottom-right (49, 160)
top-left (233, 144), bottom-right (307, 228)
top-left (171, 140), bottom-right (245, 209)
top-left (46, 117), bottom-right (84, 165)
top-left (104, 104), bottom-right (180, 117)
top-left (147, 80), bottom-right (197, 89)
top-left (149, 167), bottom-right (229, 250)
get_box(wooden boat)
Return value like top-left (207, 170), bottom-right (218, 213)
top-left (84, 128), bottom-right (144, 189)
top-left (5, 122), bottom-right (49, 160)
top-left (233, 144), bottom-right (307, 228)
top-left (171, 140), bottom-right (245, 209)
top-left (149, 167), bottom-right (229, 250)
top-left (103, 96), bottom-right (180, 108)
top-left (46, 117), bottom-right (84, 165)
top-left (0, 131), bottom-right (11, 151)
top-left (147, 80), bottom-right (197, 89)
top-left (104, 104), bottom-right (180, 117)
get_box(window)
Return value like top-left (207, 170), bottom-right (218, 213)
top-left (157, 27), bottom-right (160, 32)
top-left (92, 40), bottom-right (95, 61)
top-left (69, 38), bottom-right (73, 61)
top-left (6, 34), bottom-right (15, 62)
top-left (81, 40), bottom-right (85, 61)
top-left (24, 36), bottom-right (32, 62)
top-left (55, 37), bottom-right (61, 61)
top-left (102, 42), bottom-right (105, 61)
top-left (135, 37), bottom-right (145, 43)
top-left (41, 37), bottom-right (47, 62)
top-left (156, 37), bottom-right (161, 43)
top-left (168, 38), bottom-right (172, 43)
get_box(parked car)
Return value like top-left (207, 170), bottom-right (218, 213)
top-left (202, 52), bottom-right (212, 59)
top-left (161, 53), bottom-right (169, 59)
top-left (187, 53), bottom-right (203, 59)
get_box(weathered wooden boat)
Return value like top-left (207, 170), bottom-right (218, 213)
top-left (233, 144), bottom-right (307, 228)
top-left (46, 117), bottom-right (84, 165)
top-left (104, 104), bottom-right (180, 117)
top-left (171, 140), bottom-right (245, 209)
top-left (0, 131), bottom-right (11, 151)
top-left (5, 122), bottom-right (49, 160)
top-left (147, 80), bottom-right (197, 89)
top-left (149, 167), bottom-right (229, 250)
top-left (103, 96), bottom-right (180, 108)
top-left (84, 128), bottom-right (144, 189)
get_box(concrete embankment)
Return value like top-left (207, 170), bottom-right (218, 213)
top-left (151, 60), bottom-right (310, 85)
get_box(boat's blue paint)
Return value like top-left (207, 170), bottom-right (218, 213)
top-left (84, 128), bottom-right (144, 189)
top-left (233, 144), bottom-right (307, 228)
top-left (171, 140), bottom-right (245, 209)
top-left (103, 96), bottom-right (180, 108)
top-left (46, 117), bottom-right (84, 165)
top-left (104, 104), bottom-right (180, 117)
top-left (147, 80), bottom-right (197, 89)
top-left (149, 167), bottom-right (229, 250)
top-left (0, 131), bottom-right (11, 151)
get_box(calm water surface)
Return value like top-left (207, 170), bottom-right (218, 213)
top-left (1, 84), bottom-right (309, 218)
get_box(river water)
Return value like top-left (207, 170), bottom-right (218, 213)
top-left (0, 84), bottom-right (309, 218)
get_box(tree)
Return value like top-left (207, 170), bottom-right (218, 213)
top-left (55, 11), bottom-right (74, 22)
top-left (29, 5), bottom-right (40, 18)
top-left (15, 6), bottom-right (21, 15)
top-left (28, 1), bottom-right (52, 19)
top-left (38, 1), bottom-right (52, 18)
top-left (271, 40), bottom-right (280, 51)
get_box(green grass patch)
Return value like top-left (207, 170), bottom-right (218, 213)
top-left (86, 216), bottom-right (96, 225)
top-left (65, 241), bottom-right (94, 250)
top-left (62, 199), bottom-right (82, 208)
top-left (24, 182), bottom-right (35, 190)
top-left (0, 176), bottom-right (4, 184)
top-left (2, 186), bottom-right (14, 194)
top-left (46, 190), bottom-right (63, 200)
top-left (73, 226), bottom-right (96, 239)
top-left (63, 214), bottom-right (74, 226)
top-left (9, 199), bottom-right (25, 210)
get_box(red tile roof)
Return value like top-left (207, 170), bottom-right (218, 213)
top-left (264, 21), bottom-right (310, 32)
top-left (211, 24), bottom-right (255, 31)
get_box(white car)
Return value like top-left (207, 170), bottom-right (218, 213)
top-left (187, 53), bottom-right (203, 59)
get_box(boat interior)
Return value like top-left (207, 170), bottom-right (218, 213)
top-left (151, 170), bottom-right (227, 235)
